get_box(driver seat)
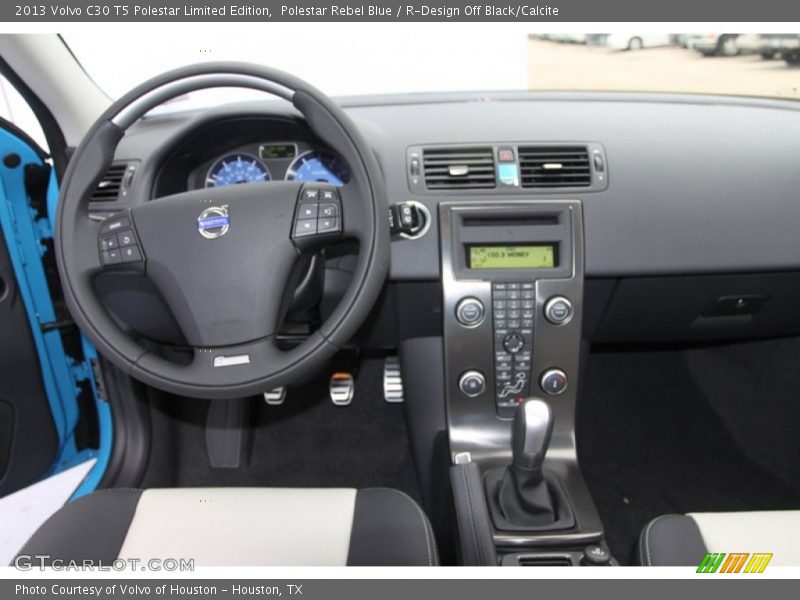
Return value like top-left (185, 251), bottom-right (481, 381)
top-left (15, 487), bottom-right (438, 566)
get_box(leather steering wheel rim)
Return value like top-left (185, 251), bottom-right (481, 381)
top-left (55, 62), bottom-right (389, 399)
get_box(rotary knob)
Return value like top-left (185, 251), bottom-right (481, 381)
top-left (540, 369), bottom-right (568, 396)
top-left (544, 296), bottom-right (574, 325)
top-left (458, 370), bottom-right (486, 397)
top-left (455, 297), bottom-right (485, 327)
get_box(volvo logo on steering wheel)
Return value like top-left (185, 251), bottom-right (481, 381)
top-left (197, 205), bottom-right (230, 239)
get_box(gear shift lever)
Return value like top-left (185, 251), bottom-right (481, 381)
top-left (493, 398), bottom-right (560, 528)
top-left (511, 398), bottom-right (554, 472)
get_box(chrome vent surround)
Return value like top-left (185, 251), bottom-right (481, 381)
top-left (422, 147), bottom-right (496, 190)
top-left (518, 146), bottom-right (592, 188)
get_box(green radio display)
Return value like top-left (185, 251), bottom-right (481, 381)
top-left (469, 244), bottom-right (556, 269)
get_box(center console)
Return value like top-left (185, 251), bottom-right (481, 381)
top-left (440, 200), bottom-right (610, 565)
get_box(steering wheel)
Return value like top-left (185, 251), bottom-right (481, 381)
top-left (55, 63), bottom-right (389, 399)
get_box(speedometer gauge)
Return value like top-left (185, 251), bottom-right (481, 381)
top-left (205, 153), bottom-right (271, 188)
top-left (286, 150), bottom-right (350, 186)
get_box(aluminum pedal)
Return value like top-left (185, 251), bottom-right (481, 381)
top-left (383, 356), bottom-right (404, 403)
top-left (329, 372), bottom-right (354, 406)
top-left (263, 387), bottom-right (286, 405)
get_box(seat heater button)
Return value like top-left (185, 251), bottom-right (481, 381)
top-left (294, 219), bottom-right (317, 237)
top-left (298, 203), bottom-right (318, 219)
top-left (120, 245), bottom-right (142, 263)
top-left (117, 229), bottom-right (136, 247)
top-left (101, 249), bottom-right (121, 265)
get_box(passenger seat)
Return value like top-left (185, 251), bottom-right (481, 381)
top-left (638, 510), bottom-right (800, 566)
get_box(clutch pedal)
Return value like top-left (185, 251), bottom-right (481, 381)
top-left (329, 372), bottom-right (354, 406)
top-left (383, 356), bottom-right (404, 403)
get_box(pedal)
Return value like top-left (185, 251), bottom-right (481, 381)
top-left (383, 356), bottom-right (404, 403)
top-left (263, 387), bottom-right (286, 405)
top-left (329, 372), bottom-right (354, 406)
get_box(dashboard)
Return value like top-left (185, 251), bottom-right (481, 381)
top-left (96, 91), bottom-right (800, 346)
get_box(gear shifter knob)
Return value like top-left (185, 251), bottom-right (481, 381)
top-left (512, 398), bottom-right (553, 470)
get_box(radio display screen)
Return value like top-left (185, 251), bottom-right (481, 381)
top-left (468, 244), bottom-right (556, 269)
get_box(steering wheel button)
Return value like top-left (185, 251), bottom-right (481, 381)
top-left (302, 188), bottom-right (320, 201)
top-left (321, 189), bottom-right (338, 201)
top-left (298, 203), bottom-right (318, 219)
top-left (101, 249), bottom-right (121, 265)
top-left (317, 217), bottom-right (339, 233)
top-left (120, 246), bottom-right (142, 263)
top-left (117, 230), bottom-right (136, 247)
top-left (100, 235), bottom-right (118, 251)
top-left (100, 216), bottom-right (130, 233)
top-left (294, 219), bottom-right (317, 237)
top-left (319, 203), bottom-right (338, 218)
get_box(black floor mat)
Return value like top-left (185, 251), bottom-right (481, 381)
top-left (141, 358), bottom-right (421, 501)
top-left (577, 345), bottom-right (800, 565)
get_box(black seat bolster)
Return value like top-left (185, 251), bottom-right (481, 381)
top-left (347, 488), bottom-right (439, 566)
top-left (638, 514), bottom-right (708, 566)
top-left (14, 489), bottom-right (143, 566)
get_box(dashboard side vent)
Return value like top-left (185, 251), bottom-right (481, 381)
top-left (518, 146), bottom-right (591, 188)
top-left (89, 163), bottom-right (130, 202)
top-left (422, 147), bottom-right (496, 190)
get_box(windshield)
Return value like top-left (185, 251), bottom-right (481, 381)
top-left (63, 26), bottom-right (800, 110)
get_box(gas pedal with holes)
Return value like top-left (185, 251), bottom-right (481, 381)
top-left (383, 356), bottom-right (404, 403)
top-left (263, 387), bottom-right (286, 405)
top-left (329, 372), bottom-right (354, 406)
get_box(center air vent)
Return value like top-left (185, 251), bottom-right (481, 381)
top-left (518, 146), bottom-right (591, 188)
top-left (89, 163), bottom-right (134, 203)
top-left (422, 147), bottom-right (496, 190)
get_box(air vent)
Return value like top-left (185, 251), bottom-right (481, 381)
top-left (519, 146), bottom-right (591, 188)
top-left (422, 147), bottom-right (495, 190)
top-left (89, 163), bottom-right (130, 202)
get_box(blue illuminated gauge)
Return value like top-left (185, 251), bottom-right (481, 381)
top-left (205, 153), bottom-right (271, 188)
top-left (285, 150), bottom-right (350, 186)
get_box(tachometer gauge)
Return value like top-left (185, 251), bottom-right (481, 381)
top-left (285, 150), bottom-right (350, 186)
top-left (205, 153), bottom-right (271, 188)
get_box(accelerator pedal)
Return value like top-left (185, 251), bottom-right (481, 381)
top-left (383, 356), bottom-right (404, 403)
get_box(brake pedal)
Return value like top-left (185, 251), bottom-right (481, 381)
top-left (383, 356), bottom-right (404, 403)
top-left (263, 387), bottom-right (286, 405)
top-left (329, 372), bottom-right (354, 406)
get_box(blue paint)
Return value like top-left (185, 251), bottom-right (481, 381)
top-left (0, 127), bottom-right (111, 494)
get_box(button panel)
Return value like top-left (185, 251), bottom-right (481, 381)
top-left (99, 215), bottom-right (143, 267)
top-left (293, 186), bottom-right (342, 239)
top-left (492, 282), bottom-right (535, 415)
